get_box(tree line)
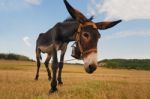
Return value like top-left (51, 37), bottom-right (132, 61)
top-left (0, 53), bottom-right (32, 61)
top-left (99, 59), bottom-right (150, 70)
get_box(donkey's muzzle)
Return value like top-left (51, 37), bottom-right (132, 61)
top-left (83, 52), bottom-right (97, 74)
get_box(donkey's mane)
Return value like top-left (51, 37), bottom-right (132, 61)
top-left (63, 17), bottom-right (76, 22)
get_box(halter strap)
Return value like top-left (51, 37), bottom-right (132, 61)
top-left (77, 22), bottom-right (97, 32)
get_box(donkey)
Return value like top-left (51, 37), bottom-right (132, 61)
top-left (35, 0), bottom-right (121, 93)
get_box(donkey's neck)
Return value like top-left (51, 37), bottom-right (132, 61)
top-left (60, 21), bottom-right (79, 42)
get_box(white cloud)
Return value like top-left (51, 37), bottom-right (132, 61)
top-left (24, 0), bottom-right (42, 6)
top-left (23, 36), bottom-right (31, 47)
top-left (88, 0), bottom-right (150, 21)
top-left (0, 0), bottom-right (24, 11)
top-left (102, 30), bottom-right (150, 40)
top-left (0, 0), bottom-right (42, 11)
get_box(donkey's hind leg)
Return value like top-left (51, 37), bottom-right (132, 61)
top-left (44, 54), bottom-right (51, 81)
top-left (57, 44), bottom-right (67, 85)
top-left (35, 49), bottom-right (41, 80)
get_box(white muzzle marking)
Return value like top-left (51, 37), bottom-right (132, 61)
top-left (83, 52), bottom-right (97, 68)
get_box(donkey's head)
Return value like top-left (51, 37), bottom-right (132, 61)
top-left (64, 0), bottom-right (121, 74)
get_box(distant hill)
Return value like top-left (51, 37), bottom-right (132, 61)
top-left (99, 59), bottom-right (150, 70)
top-left (0, 53), bottom-right (33, 61)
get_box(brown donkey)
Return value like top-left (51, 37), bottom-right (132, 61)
top-left (35, 0), bottom-right (122, 94)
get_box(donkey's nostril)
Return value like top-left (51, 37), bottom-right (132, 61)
top-left (88, 65), bottom-right (96, 73)
top-left (89, 65), bottom-right (93, 70)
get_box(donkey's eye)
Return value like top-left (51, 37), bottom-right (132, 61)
top-left (83, 32), bottom-right (89, 38)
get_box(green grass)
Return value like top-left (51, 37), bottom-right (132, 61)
top-left (0, 60), bottom-right (150, 99)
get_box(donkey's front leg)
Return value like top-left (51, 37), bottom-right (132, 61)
top-left (57, 61), bottom-right (64, 85)
top-left (49, 48), bottom-right (58, 94)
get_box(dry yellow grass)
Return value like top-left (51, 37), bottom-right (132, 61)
top-left (0, 60), bottom-right (150, 99)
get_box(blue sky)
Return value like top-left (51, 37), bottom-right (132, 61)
top-left (0, 0), bottom-right (150, 62)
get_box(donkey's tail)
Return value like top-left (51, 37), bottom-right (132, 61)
top-left (36, 45), bottom-right (42, 60)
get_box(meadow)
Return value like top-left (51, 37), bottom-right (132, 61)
top-left (0, 60), bottom-right (150, 99)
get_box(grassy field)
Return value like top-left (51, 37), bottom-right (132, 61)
top-left (0, 60), bottom-right (150, 99)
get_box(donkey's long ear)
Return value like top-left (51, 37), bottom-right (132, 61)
top-left (64, 0), bottom-right (88, 22)
top-left (96, 20), bottom-right (122, 30)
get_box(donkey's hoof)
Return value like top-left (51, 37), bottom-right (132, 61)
top-left (34, 75), bottom-right (39, 80)
top-left (34, 77), bottom-right (39, 80)
top-left (48, 77), bottom-right (51, 81)
top-left (49, 88), bottom-right (58, 94)
top-left (34, 78), bottom-right (38, 81)
top-left (58, 82), bottom-right (63, 85)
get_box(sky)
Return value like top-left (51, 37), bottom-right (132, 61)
top-left (0, 0), bottom-right (150, 62)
